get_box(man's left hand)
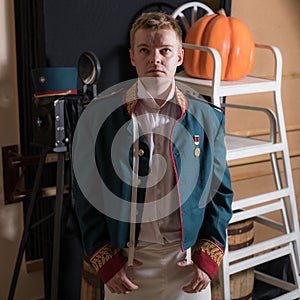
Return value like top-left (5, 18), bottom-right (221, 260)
top-left (177, 260), bottom-right (211, 293)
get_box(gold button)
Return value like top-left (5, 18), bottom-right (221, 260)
top-left (127, 240), bottom-right (134, 248)
top-left (138, 149), bottom-right (144, 156)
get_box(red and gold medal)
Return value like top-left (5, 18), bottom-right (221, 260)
top-left (193, 135), bottom-right (200, 157)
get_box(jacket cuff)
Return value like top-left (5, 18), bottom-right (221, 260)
top-left (192, 239), bottom-right (224, 279)
top-left (90, 243), bottom-right (127, 283)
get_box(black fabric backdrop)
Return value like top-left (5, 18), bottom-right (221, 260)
top-left (43, 1), bottom-right (177, 91)
top-left (42, 0), bottom-right (227, 92)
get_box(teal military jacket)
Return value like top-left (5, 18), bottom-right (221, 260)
top-left (73, 82), bottom-right (233, 283)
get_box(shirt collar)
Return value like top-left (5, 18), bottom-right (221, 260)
top-left (137, 78), bottom-right (175, 100)
top-left (123, 80), bottom-right (187, 117)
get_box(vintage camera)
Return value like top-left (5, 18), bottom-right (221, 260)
top-left (31, 67), bottom-right (78, 152)
top-left (32, 95), bottom-right (68, 152)
top-left (31, 54), bottom-right (100, 152)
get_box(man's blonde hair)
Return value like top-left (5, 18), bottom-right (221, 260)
top-left (130, 12), bottom-right (182, 51)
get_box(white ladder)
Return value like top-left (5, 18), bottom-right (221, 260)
top-left (175, 43), bottom-right (300, 299)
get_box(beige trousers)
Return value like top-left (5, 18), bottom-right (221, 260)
top-left (104, 242), bottom-right (211, 300)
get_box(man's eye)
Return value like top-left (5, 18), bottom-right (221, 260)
top-left (162, 48), bottom-right (171, 54)
top-left (140, 48), bottom-right (148, 54)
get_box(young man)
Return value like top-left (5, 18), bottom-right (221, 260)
top-left (73, 12), bottom-right (233, 299)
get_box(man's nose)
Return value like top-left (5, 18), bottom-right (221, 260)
top-left (150, 50), bottom-right (161, 64)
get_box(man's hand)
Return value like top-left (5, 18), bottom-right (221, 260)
top-left (177, 260), bottom-right (211, 293)
top-left (106, 260), bottom-right (142, 294)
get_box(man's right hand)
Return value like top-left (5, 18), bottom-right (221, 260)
top-left (106, 260), bottom-right (142, 294)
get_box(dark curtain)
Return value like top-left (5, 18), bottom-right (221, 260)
top-left (14, 0), bottom-right (46, 156)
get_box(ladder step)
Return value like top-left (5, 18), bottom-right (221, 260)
top-left (231, 188), bottom-right (291, 212)
top-left (228, 232), bottom-right (298, 264)
top-left (254, 270), bottom-right (296, 291)
top-left (253, 215), bottom-right (285, 232)
top-left (231, 201), bottom-right (283, 223)
top-left (227, 140), bottom-right (284, 161)
top-left (228, 244), bottom-right (292, 274)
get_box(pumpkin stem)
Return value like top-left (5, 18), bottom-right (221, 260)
top-left (218, 8), bottom-right (227, 16)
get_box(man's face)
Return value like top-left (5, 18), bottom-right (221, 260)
top-left (130, 28), bottom-right (184, 79)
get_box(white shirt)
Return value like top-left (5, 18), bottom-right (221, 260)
top-left (134, 79), bottom-right (182, 245)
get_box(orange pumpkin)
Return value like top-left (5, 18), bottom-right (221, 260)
top-left (184, 9), bottom-right (256, 81)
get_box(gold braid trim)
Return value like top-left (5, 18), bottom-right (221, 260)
top-left (124, 83), bottom-right (138, 116)
top-left (193, 239), bottom-right (224, 266)
top-left (90, 243), bottom-right (120, 273)
top-left (175, 86), bottom-right (187, 112)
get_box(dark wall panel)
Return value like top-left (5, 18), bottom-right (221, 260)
top-left (43, 1), bottom-right (221, 92)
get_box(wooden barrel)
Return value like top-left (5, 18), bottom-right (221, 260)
top-left (211, 219), bottom-right (255, 300)
top-left (81, 257), bottom-right (101, 300)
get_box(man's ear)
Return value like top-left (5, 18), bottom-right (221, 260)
top-left (177, 48), bottom-right (184, 66)
top-left (129, 49), bottom-right (136, 67)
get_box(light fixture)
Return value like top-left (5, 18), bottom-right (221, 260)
top-left (77, 51), bottom-right (101, 98)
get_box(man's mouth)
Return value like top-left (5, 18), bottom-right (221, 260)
top-left (147, 69), bottom-right (165, 75)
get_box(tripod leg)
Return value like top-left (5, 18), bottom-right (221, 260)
top-left (50, 151), bottom-right (65, 300)
top-left (8, 147), bottom-right (48, 300)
